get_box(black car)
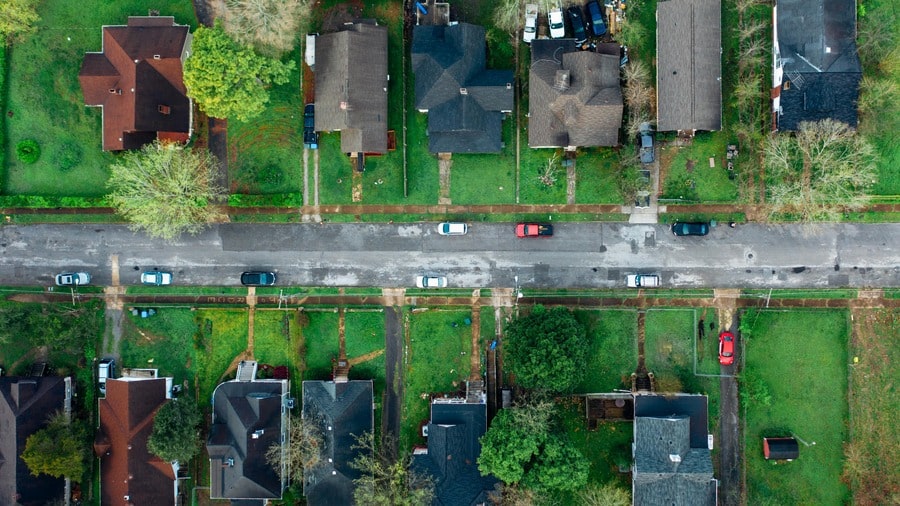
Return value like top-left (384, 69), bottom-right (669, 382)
top-left (671, 222), bottom-right (710, 236)
top-left (241, 271), bottom-right (277, 286)
top-left (585, 0), bottom-right (607, 36)
top-left (303, 104), bottom-right (318, 149)
top-left (566, 6), bottom-right (588, 44)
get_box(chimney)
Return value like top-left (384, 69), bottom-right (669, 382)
top-left (459, 87), bottom-right (468, 95)
top-left (158, 105), bottom-right (171, 115)
top-left (554, 70), bottom-right (570, 90)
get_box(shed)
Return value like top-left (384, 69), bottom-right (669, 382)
top-left (763, 437), bottom-right (799, 460)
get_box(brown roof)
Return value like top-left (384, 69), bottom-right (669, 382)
top-left (96, 378), bottom-right (176, 506)
top-left (78, 16), bottom-right (192, 151)
top-left (528, 40), bottom-right (623, 148)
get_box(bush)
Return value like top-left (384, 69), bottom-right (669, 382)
top-left (53, 141), bottom-right (83, 171)
top-left (15, 139), bottom-right (41, 164)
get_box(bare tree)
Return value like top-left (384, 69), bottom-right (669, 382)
top-left (734, 0), bottom-right (761, 16)
top-left (539, 154), bottom-right (561, 187)
top-left (577, 483), bottom-right (632, 506)
top-left (488, 483), bottom-right (544, 506)
top-left (351, 432), bottom-right (434, 506)
top-left (737, 19), bottom-right (765, 42)
top-left (266, 414), bottom-right (325, 484)
top-left (220, 0), bottom-right (312, 57)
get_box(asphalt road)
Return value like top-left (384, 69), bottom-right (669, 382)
top-left (1, 222), bottom-right (899, 288)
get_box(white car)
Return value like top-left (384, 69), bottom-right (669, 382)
top-left (141, 271), bottom-right (173, 286)
top-left (627, 274), bottom-right (660, 288)
top-left (416, 275), bottom-right (448, 288)
top-left (523, 4), bottom-right (538, 44)
top-left (437, 222), bottom-right (468, 235)
top-left (549, 8), bottom-right (566, 38)
top-left (55, 272), bottom-right (91, 286)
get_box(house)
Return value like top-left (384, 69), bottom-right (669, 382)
top-left (529, 40), bottom-right (623, 148)
top-left (771, 0), bottom-right (861, 130)
top-left (94, 376), bottom-right (178, 506)
top-left (78, 16), bottom-right (192, 151)
top-left (763, 437), bottom-right (800, 460)
top-left (301, 379), bottom-right (374, 506)
top-left (656, 0), bottom-right (722, 133)
top-left (411, 384), bottom-right (498, 506)
top-left (0, 376), bottom-right (71, 506)
top-left (207, 361), bottom-right (290, 503)
top-left (314, 21), bottom-right (389, 156)
top-left (412, 23), bottom-right (514, 154)
top-left (632, 393), bottom-right (717, 506)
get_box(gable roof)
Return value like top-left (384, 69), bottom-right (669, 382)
top-left (0, 377), bottom-right (69, 506)
top-left (773, 0), bottom-right (860, 130)
top-left (412, 23), bottom-right (513, 153)
top-left (315, 22), bottom-right (389, 154)
top-left (207, 379), bottom-right (289, 501)
top-left (301, 380), bottom-right (374, 506)
top-left (656, 0), bottom-right (722, 132)
top-left (411, 399), bottom-right (498, 506)
top-left (529, 39), bottom-right (623, 148)
top-left (78, 16), bottom-right (192, 151)
top-left (95, 377), bottom-right (177, 506)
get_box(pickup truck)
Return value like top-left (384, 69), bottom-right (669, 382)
top-left (516, 223), bottom-right (554, 237)
top-left (626, 274), bottom-right (660, 288)
top-left (523, 4), bottom-right (538, 44)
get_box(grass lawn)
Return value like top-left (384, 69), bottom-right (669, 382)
top-left (402, 308), bottom-right (473, 451)
top-left (450, 119), bottom-right (518, 204)
top-left (344, 310), bottom-right (386, 391)
top-left (659, 132), bottom-right (739, 202)
top-left (742, 309), bottom-right (850, 505)
top-left (121, 308), bottom-right (198, 390)
top-left (558, 398), bottom-right (632, 498)
top-left (643, 309), bottom-right (696, 389)
top-left (405, 112), bottom-right (440, 203)
top-left (575, 149), bottom-right (624, 203)
top-left (696, 307), bottom-right (722, 375)
top-left (316, 133), bottom-right (355, 204)
top-left (3, 0), bottom-right (195, 196)
top-left (299, 310), bottom-right (340, 381)
top-left (573, 310), bottom-right (638, 393)
top-left (194, 309), bottom-right (249, 404)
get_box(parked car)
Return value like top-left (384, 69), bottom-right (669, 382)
top-left (719, 331), bottom-right (735, 366)
top-left (639, 122), bottom-right (654, 163)
top-left (515, 223), bottom-right (554, 237)
top-left (671, 222), bottom-right (710, 236)
top-left (416, 275), bottom-right (447, 288)
top-left (98, 358), bottom-right (115, 396)
top-left (523, 4), bottom-right (538, 43)
top-left (437, 222), bottom-right (468, 235)
top-left (566, 6), bottom-right (588, 44)
top-left (585, 0), bottom-right (607, 36)
top-left (303, 104), bottom-right (318, 149)
top-left (241, 271), bottom-right (277, 286)
top-left (626, 274), bottom-right (660, 288)
top-left (55, 272), bottom-right (91, 286)
top-left (141, 270), bottom-right (173, 286)
top-left (548, 8), bottom-right (566, 38)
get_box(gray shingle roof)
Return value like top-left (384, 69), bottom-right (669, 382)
top-left (301, 380), bottom-right (374, 506)
top-left (528, 39), bottom-right (623, 148)
top-left (412, 23), bottom-right (513, 153)
top-left (657, 0), bottom-right (722, 132)
top-left (314, 22), bottom-right (389, 154)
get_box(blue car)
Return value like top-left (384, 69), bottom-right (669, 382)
top-left (672, 222), bottom-right (710, 236)
top-left (586, 0), bottom-right (607, 36)
top-left (303, 104), bottom-right (318, 149)
top-left (566, 6), bottom-right (588, 44)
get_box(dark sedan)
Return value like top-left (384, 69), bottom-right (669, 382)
top-left (566, 6), bottom-right (588, 44)
top-left (671, 222), bottom-right (710, 236)
top-left (241, 271), bottom-right (277, 286)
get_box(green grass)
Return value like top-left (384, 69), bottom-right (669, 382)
top-left (450, 119), bottom-right (518, 204)
top-left (574, 149), bottom-right (625, 203)
top-left (660, 132), bottom-right (739, 202)
top-left (695, 308), bottom-right (722, 375)
top-left (121, 308), bottom-right (197, 389)
top-left (300, 311), bottom-right (340, 381)
top-left (402, 308), bottom-right (473, 451)
top-left (345, 310), bottom-right (386, 388)
top-left (573, 310), bottom-right (638, 392)
top-left (740, 289), bottom-right (858, 299)
top-left (3, 0), bottom-right (195, 196)
top-left (194, 309), bottom-right (249, 404)
top-left (743, 310), bottom-right (850, 505)
top-left (643, 309), bottom-right (696, 389)
top-left (316, 132), bottom-right (355, 204)
top-left (558, 399), bottom-right (632, 495)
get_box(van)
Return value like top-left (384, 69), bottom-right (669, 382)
top-left (627, 274), bottom-right (660, 288)
top-left (98, 359), bottom-right (115, 396)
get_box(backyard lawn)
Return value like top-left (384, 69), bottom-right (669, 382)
top-left (573, 310), bottom-right (638, 393)
top-left (742, 309), bottom-right (850, 505)
top-left (300, 310), bottom-right (340, 381)
top-left (121, 308), bottom-right (198, 390)
top-left (194, 309), bottom-right (249, 404)
top-left (559, 398), bottom-right (632, 500)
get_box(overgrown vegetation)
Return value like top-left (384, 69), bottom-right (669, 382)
top-left (504, 305), bottom-right (587, 393)
top-left (218, 0), bottom-right (312, 57)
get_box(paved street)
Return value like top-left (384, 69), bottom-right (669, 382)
top-left (1, 222), bottom-right (898, 288)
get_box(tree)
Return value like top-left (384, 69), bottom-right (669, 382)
top-left (504, 305), bottom-right (587, 392)
top-left (220, 0), bottom-right (312, 57)
top-left (106, 141), bottom-right (227, 241)
top-left (148, 397), bottom-right (202, 463)
top-left (351, 432), bottom-right (434, 506)
top-left (763, 119), bottom-right (878, 222)
top-left (183, 23), bottom-right (294, 121)
top-left (22, 412), bottom-right (87, 480)
top-left (576, 483), bottom-right (632, 506)
top-left (0, 0), bottom-right (39, 45)
top-left (521, 435), bottom-right (589, 492)
top-left (488, 483), bottom-right (544, 506)
top-left (266, 414), bottom-right (324, 484)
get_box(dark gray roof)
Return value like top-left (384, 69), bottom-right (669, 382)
top-left (207, 379), bottom-right (288, 501)
top-left (657, 0), bottom-right (722, 132)
top-left (301, 380), bottom-right (374, 506)
top-left (774, 0), bottom-right (860, 130)
top-left (412, 23), bottom-right (513, 153)
top-left (528, 39), bottom-right (623, 148)
top-left (314, 22), bottom-right (389, 154)
top-left (0, 377), bottom-right (67, 506)
top-left (411, 401), bottom-right (498, 506)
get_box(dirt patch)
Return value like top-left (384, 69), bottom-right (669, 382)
top-left (320, 0), bottom-right (365, 32)
top-left (347, 348), bottom-right (385, 366)
top-left (352, 170), bottom-right (363, 202)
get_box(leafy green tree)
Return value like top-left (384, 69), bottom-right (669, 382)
top-left (504, 305), bottom-right (587, 393)
top-left (148, 397), bottom-right (202, 463)
top-left (183, 23), bottom-right (294, 121)
top-left (22, 412), bottom-right (87, 480)
top-left (0, 0), bottom-right (39, 45)
top-left (106, 141), bottom-right (227, 241)
top-left (521, 436), bottom-right (589, 492)
top-left (351, 432), bottom-right (434, 506)
top-left (221, 0), bottom-right (312, 57)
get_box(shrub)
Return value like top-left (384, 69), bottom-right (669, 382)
top-left (16, 139), bottom-right (40, 164)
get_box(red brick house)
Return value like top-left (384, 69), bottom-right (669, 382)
top-left (78, 16), bottom-right (192, 151)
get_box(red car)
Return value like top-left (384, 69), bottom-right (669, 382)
top-left (718, 331), bottom-right (735, 366)
top-left (515, 223), bottom-right (553, 237)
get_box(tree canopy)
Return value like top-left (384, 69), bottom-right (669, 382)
top-left (183, 23), bottom-right (294, 121)
top-left (221, 0), bottom-right (312, 57)
top-left (0, 0), bottom-right (39, 45)
top-left (106, 141), bottom-right (227, 241)
top-left (0, 303), bottom-right (100, 349)
top-left (351, 432), bottom-right (434, 506)
top-left (147, 397), bottom-right (203, 463)
top-left (504, 305), bottom-right (588, 392)
top-left (266, 414), bottom-right (324, 484)
top-left (22, 412), bottom-right (87, 480)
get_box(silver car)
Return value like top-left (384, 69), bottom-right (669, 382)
top-left (55, 272), bottom-right (91, 286)
top-left (416, 275), bottom-right (448, 288)
top-left (437, 222), bottom-right (468, 235)
top-left (141, 271), bottom-right (173, 285)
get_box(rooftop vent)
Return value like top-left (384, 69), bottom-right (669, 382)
top-left (459, 87), bottom-right (468, 95)
top-left (554, 70), bottom-right (570, 91)
top-left (158, 105), bottom-right (171, 115)
top-left (153, 54), bottom-right (161, 60)
top-left (669, 454), bottom-right (681, 463)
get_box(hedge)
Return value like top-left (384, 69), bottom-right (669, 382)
top-left (228, 193), bottom-right (304, 207)
top-left (0, 195), bottom-right (109, 208)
